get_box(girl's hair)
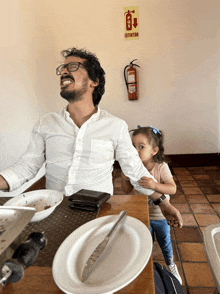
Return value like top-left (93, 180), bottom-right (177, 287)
top-left (130, 126), bottom-right (169, 163)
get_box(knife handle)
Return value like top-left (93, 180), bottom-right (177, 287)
top-left (0, 232), bottom-right (47, 285)
top-left (12, 232), bottom-right (47, 269)
top-left (106, 211), bottom-right (127, 239)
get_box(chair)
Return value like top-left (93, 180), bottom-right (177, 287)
top-left (203, 223), bottom-right (220, 294)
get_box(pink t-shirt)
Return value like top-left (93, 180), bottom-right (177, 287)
top-left (150, 162), bottom-right (172, 185)
top-left (134, 162), bottom-right (173, 220)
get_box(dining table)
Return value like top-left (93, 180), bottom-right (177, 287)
top-left (0, 194), bottom-right (155, 294)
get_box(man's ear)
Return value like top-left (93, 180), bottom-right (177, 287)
top-left (91, 78), bottom-right (99, 87)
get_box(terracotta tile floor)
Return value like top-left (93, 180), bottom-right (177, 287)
top-left (113, 166), bottom-right (220, 294)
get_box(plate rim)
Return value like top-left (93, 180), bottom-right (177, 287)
top-left (3, 189), bottom-right (64, 220)
top-left (52, 215), bottom-right (152, 294)
top-left (3, 189), bottom-right (63, 207)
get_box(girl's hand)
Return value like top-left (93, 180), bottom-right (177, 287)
top-left (159, 199), bottom-right (183, 228)
top-left (139, 177), bottom-right (156, 190)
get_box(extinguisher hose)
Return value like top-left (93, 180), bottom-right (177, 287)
top-left (124, 65), bottom-right (130, 91)
top-left (124, 60), bottom-right (140, 92)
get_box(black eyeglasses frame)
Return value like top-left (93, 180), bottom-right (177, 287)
top-left (56, 62), bottom-right (87, 76)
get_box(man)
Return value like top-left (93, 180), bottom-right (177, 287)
top-left (0, 47), bottom-right (183, 228)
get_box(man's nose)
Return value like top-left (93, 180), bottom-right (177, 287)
top-left (60, 65), bottom-right (70, 75)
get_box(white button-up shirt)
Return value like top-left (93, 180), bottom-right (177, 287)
top-left (1, 107), bottom-right (155, 196)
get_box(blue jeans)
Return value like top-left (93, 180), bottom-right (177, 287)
top-left (150, 219), bottom-right (173, 265)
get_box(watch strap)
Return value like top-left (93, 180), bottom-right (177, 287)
top-left (153, 194), bottom-right (166, 205)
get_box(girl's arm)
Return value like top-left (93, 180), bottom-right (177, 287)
top-left (139, 176), bottom-right (176, 195)
top-left (121, 171), bottom-right (134, 194)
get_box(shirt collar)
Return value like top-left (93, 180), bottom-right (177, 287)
top-left (61, 106), bottom-right (101, 122)
top-left (90, 106), bottom-right (100, 122)
top-left (60, 107), bottom-right (70, 119)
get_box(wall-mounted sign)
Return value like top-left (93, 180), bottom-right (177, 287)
top-left (124, 6), bottom-right (139, 40)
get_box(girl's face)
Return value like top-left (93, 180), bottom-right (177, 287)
top-left (132, 133), bottom-right (159, 165)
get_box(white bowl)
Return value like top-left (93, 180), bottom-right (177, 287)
top-left (3, 190), bottom-right (64, 222)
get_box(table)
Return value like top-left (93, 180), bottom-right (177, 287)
top-left (0, 195), bottom-right (155, 294)
top-left (97, 195), bottom-right (155, 294)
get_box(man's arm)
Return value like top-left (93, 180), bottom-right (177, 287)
top-left (0, 175), bottom-right (9, 190)
top-left (0, 121), bottom-right (45, 192)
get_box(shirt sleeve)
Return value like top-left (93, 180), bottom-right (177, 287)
top-left (115, 121), bottom-right (156, 196)
top-left (0, 121), bottom-right (45, 191)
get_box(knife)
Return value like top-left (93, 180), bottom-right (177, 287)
top-left (0, 232), bottom-right (47, 287)
top-left (0, 206), bottom-right (36, 256)
top-left (81, 210), bottom-right (127, 282)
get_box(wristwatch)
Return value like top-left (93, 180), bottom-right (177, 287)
top-left (153, 194), bottom-right (166, 205)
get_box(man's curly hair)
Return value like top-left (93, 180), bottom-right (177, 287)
top-left (60, 47), bottom-right (105, 106)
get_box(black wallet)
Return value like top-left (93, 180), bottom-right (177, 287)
top-left (68, 189), bottom-right (110, 212)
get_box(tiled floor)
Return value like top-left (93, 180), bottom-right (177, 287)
top-left (113, 166), bottom-right (220, 294)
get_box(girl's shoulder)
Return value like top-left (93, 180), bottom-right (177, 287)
top-left (152, 162), bottom-right (172, 178)
top-left (153, 162), bottom-right (169, 170)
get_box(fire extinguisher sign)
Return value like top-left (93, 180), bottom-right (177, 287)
top-left (124, 6), bottom-right (139, 40)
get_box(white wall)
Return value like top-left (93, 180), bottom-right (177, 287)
top-left (1, 0), bottom-right (220, 170)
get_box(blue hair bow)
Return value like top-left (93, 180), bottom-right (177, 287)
top-left (137, 125), bottom-right (161, 135)
top-left (149, 126), bottom-right (161, 135)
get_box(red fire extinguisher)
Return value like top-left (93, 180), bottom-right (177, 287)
top-left (124, 59), bottom-right (140, 100)
top-left (124, 10), bottom-right (135, 31)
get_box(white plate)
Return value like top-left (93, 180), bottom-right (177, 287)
top-left (52, 215), bottom-right (152, 294)
top-left (3, 190), bottom-right (63, 222)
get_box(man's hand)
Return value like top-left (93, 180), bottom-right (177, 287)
top-left (139, 176), bottom-right (157, 190)
top-left (159, 198), bottom-right (183, 228)
top-left (0, 175), bottom-right (9, 191)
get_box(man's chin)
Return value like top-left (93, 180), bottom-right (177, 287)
top-left (60, 89), bottom-right (74, 102)
top-left (60, 89), bottom-right (83, 103)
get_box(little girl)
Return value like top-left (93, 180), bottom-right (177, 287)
top-left (121, 126), bottom-right (182, 285)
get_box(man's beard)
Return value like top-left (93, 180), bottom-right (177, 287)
top-left (60, 77), bottom-right (89, 103)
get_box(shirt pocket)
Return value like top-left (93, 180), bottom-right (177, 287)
top-left (89, 139), bottom-right (114, 166)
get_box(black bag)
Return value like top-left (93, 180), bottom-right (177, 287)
top-left (68, 189), bottom-right (110, 212)
top-left (154, 262), bottom-right (184, 294)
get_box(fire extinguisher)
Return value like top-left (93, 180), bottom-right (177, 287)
top-left (124, 10), bottom-right (135, 31)
top-left (124, 59), bottom-right (140, 100)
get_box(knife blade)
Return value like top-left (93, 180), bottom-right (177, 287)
top-left (0, 206), bottom-right (36, 256)
top-left (81, 210), bottom-right (127, 282)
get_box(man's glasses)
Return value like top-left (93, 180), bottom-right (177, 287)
top-left (56, 62), bottom-right (86, 75)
